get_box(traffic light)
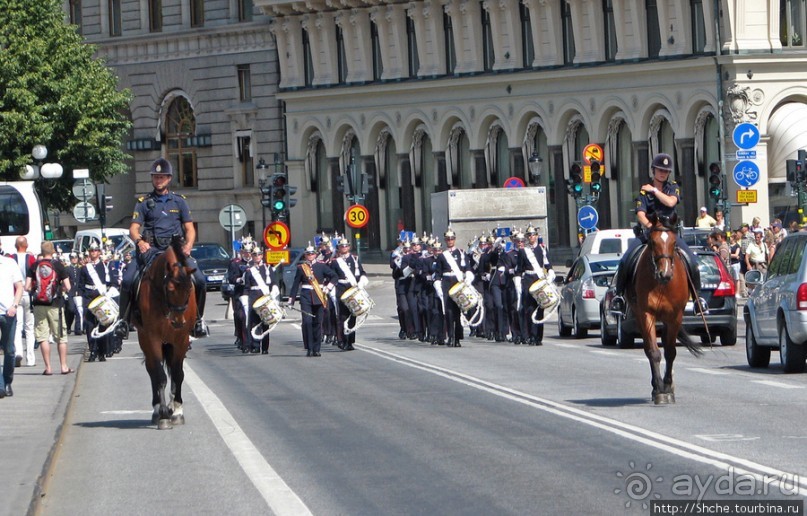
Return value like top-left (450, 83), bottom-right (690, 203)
top-left (286, 183), bottom-right (298, 209)
top-left (566, 162), bottom-right (583, 198)
top-left (260, 182), bottom-right (273, 208)
top-left (708, 162), bottom-right (722, 201)
top-left (336, 175), bottom-right (346, 194)
top-left (96, 185), bottom-right (113, 226)
top-left (590, 160), bottom-right (602, 195)
top-left (271, 172), bottom-right (287, 219)
top-left (360, 173), bottom-right (373, 195)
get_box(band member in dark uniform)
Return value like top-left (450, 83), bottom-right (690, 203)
top-left (228, 239), bottom-right (253, 350)
top-left (331, 237), bottom-right (368, 351)
top-left (243, 247), bottom-right (278, 354)
top-left (517, 225), bottom-right (552, 346)
top-left (66, 253), bottom-right (83, 336)
top-left (79, 242), bottom-right (119, 361)
top-left (289, 244), bottom-right (337, 357)
top-left (434, 228), bottom-right (472, 347)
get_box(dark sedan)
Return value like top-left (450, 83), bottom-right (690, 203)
top-left (600, 249), bottom-right (737, 348)
top-left (191, 242), bottom-right (232, 291)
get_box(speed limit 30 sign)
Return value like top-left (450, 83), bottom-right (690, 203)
top-left (345, 204), bottom-right (370, 229)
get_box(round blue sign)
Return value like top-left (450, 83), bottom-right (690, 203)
top-left (732, 123), bottom-right (760, 150)
top-left (577, 206), bottom-right (599, 230)
top-left (733, 161), bottom-right (760, 188)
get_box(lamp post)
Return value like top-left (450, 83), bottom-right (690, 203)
top-left (527, 151), bottom-right (543, 185)
top-left (257, 157), bottom-right (270, 233)
top-left (21, 145), bottom-right (64, 239)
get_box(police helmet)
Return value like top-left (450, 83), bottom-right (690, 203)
top-left (651, 153), bottom-right (673, 172)
top-left (150, 158), bottom-right (173, 176)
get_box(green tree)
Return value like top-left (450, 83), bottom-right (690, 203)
top-left (0, 0), bottom-right (132, 211)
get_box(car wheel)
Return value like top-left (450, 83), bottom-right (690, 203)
top-left (720, 324), bottom-right (737, 346)
top-left (746, 323), bottom-right (770, 368)
top-left (572, 309), bottom-right (588, 339)
top-left (617, 318), bottom-right (633, 349)
top-left (558, 310), bottom-right (572, 337)
top-left (601, 311), bottom-right (616, 346)
top-left (779, 323), bottom-right (806, 374)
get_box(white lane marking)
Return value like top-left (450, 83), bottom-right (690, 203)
top-left (554, 343), bottom-right (577, 349)
top-left (752, 380), bottom-right (805, 390)
top-left (358, 344), bottom-right (807, 494)
top-left (695, 434), bottom-right (760, 442)
top-left (184, 364), bottom-right (312, 516)
top-left (100, 410), bottom-right (153, 415)
top-left (687, 367), bottom-right (731, 376)
top-left (590, 350), bottom-right (621, 357)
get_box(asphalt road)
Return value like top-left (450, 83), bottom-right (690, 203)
top-left (35, 276), bottom-right (807, 515)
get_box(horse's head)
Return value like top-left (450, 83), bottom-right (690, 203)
top-left (164, 245), bottom-right (196, 329)
top-left (646, 212), bottom-right (679, 284)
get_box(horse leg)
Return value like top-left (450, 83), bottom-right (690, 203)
top-left (170, 356), bottom-right (186, 425)
top-left (640, 316), bottom-right (666, 404)
top-left (662, 322), bottom-right (681, 403)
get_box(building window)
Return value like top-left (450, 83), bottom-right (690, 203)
top-left (780, 0), bottom-right (805, 47)
top-left (444, 12), bottom-right (456, 74)
top-left (690, 0), bottom-right (707, 53)
top-left (190, 0), bottom-right (204, 28)
top-left (646, 0), bottom-right (661, 58)
top-left (165, 97), bottom-right (198, 188)
top-left (371, 21), bottom-right (383, 80)
top-left (562, 0), bottom-right (575, 64)
top-left (238, 0), bottom-right (254, 22)
top-left (604, 0), bottom-right (618, 61)
top-left (237, 65), bottom-right (252, 102)
top-left (303, 30), bottom-right (314, 86)
top-left (237, 134), bottom-right (254, 186)
top-left (482, 3), bottom-right (494, 71)
top-left (109, 0), bottom-right (122, 37)
top-left (520, 3), bottom-right (534, 67)
top-left (407, 16), bottom-right (419, 77)
top-left (149, 0), bottom-right (162, 32)
top-left (70, 0), bottom-right (83, 34)
top-left (336, 26), bottom-right (347, 83)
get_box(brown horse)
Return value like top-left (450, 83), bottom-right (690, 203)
top-left (135, 236), bottom-right (196, 429)
top-left (629, 213), bottom-right (702, 404)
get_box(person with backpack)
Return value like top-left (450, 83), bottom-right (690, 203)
top-left (25, 241), bottom-right (73, 375)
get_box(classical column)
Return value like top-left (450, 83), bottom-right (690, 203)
top-left (361, 155), bottom-right (382, 250)
top-left (434, 151), bottom-right (449, 191)
top-left (471, 149), bottom-right (487, 188)
top-left (549, 145), bottom-right (571, 248)
top-left (677, 138), bottom-right (696, 226)
top-left (329, 157), bottom-right (345, 235)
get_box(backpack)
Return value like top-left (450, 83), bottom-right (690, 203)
top-left (34, 259), bottom-right (60, 304)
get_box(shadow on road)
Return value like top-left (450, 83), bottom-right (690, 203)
top-left (566, 398), bottom-right (649, 407)
top-left (76, 419), bottom-right (154, 430)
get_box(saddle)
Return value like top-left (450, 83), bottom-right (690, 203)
top-left (618, 243), bottom-right (700, 301)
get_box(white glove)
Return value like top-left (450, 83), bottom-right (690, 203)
top-left (358, 275), bottom-right (369, 289)
top-left (270, 285), bottom-right (280, 299)
top-left (546, 269), bottom-right (556, 283)
top-left (464, 271), bottom-right (474, 285)
top-left (482, 273), bottom-right (490, 282)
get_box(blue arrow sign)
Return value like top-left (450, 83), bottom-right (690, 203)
top-left (732, 123), bottom-right (760, 150)
top-left (733, 161), bottom-right (760, 188)
top-left (577, 205), bottom-right (599, 230)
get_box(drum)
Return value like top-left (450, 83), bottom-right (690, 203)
top-left (448, 282), bottom-right (481, 313)
top-left (252, 295), bottom-right (283, 327)
top-left (340, 286), bottom-right (373, 317)
top-left (88, 295), bottom-right (119, 327)
top-left (528, 279), bottom-right (560, 311)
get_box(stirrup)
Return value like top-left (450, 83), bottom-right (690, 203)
top-left (610, 295), bottom-right (626, 316)
top-left (192, 319), bottom-right (209, 338)
top-left (694, 297), bottom-right (708, 315)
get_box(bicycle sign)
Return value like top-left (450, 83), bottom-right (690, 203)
top-left (733, 160), bottom-right (760, 188)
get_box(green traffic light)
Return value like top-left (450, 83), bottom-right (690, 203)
top-left (591, 183), bottom-right (601, 193)
top-left (573, 184), bottom-right (583, 193)
top-left (709, 187), bottom-right (721, 199)
top-left (273, 200), bottom-right (286, 211)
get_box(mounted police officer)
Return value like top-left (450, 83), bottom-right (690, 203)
top-left (611, 153), bottom-right (701, 315)
top-left (117, 158), bottom-right (208, 338)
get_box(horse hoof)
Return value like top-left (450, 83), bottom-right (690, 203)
top-left (151, 413), bottom-right (160, 424)
top-left (157, 419), bottom-right (173, 430)
top-left (653, 393), bottom-right (672, 405)
top-left (171, 414), bottom-right (185, 425)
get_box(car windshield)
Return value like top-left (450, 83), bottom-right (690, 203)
top-left (598, 239), bottom-right (624, 254)
top-left (697, 253), bottom-right (722, 287)
top-left (590, 260), bottom-right (620, 273)
top-left (192, 245), bottom-right (229, 260)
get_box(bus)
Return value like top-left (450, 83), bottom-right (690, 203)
top-left (0, 181), bottom-right (48, 255)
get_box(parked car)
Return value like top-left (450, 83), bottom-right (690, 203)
top-left (191, 242), bottom-right (231, 291)
top-left (275, 248), bottom-right (305, 299)
top-left (74, 228), bottom-right (132, 254)
top-left (743, 231), bottom-right (807, 373)
top-left (577, 228), bottom-right (637, 256)
top-left (51, 239), bottom-right (75, 254)
top-left (681, 227), bottom-right (714, 249)
top-left (600, 249), bottom-right (737, 348)
top-left (557, 253), bottom-right (621, 338)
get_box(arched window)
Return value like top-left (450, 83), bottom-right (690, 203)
top-left (165, 96), bottom-right (198, 188)
top-left (313, 140), bottom-right (334, 231)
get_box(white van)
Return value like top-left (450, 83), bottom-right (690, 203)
top-left (74, 228), bottom-right (133, 254)
top-left (578, 228), bottom-right (637, 256)
top-left (0, 181), bottom-right (46, 254)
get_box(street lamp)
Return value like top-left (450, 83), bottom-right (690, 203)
top-left (257, 157), bottom-right (271, 232)
top-left (527, 151), bottom-right (543, 185)
top-left (20, 144), bottom-right (64, 182)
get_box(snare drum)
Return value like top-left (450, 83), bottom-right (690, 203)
top-left (88, 295), bottom-right (119, 327)
top-left (340, 287), bottom-right (373, 317)
top-left (528, 279), bottom-right (560, 311)
top-left (252, 295), bottom-right (283, 327)
top-left (448, 282), bottom-right (481, 313)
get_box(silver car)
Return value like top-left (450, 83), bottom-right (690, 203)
top-left (557, 253), bottom-right (621, 338)
top-left (744, 231), bottom-right (807, 373)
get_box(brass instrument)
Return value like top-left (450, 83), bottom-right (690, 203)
top-left (301, 263), bottom-right (327, 306)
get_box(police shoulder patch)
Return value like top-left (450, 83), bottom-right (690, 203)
top-left (137, 196), bottom-right (145, 202)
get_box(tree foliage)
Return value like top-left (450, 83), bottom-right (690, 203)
top-left (0, 0), bottom-right (132, 211)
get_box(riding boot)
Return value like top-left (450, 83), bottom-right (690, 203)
top-left (115, 289), bottom-right (131, 338)
top-left (192, 283), bottom-right (209, 338)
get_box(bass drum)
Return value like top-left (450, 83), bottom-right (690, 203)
top-left (340, 286), bottom-right (374, 317)
top-left (528, 278), bottom-right (560, 311)
top-left (88, 295), bottom-right (119, 327)
top-left (252, 295), bottom-right (284, 327)
top-left (448, 282), bottom-right (481, 313)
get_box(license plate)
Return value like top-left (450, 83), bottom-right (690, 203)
top-left (207, 275), bottom-right (224, 282)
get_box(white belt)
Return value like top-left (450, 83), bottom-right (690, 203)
top-left (250, 286), bottom-right (264, 290)
top-left (338, 279), bottom-right (353, 284)
top-left (302, 285), bottom-right (314, 290)
top-left (496, 267), bottom-right (505, 272)
top-left (523, 270), bottom-right (539, 276)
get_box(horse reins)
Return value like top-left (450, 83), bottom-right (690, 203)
top-left (163, 261), bottom-right (191, 315)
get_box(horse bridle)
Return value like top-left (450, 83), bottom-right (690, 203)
top-left (163, 262), bottom-right (191, 315)
top-left (647, 226), bottom-right (678, 275)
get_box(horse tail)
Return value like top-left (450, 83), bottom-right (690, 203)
top-left (677, 328), bottom-right (704, 357)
